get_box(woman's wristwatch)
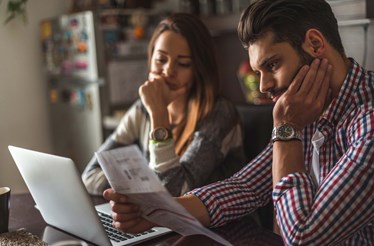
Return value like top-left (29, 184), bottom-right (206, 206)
top-left (149, 127), bottom-right (172, 141)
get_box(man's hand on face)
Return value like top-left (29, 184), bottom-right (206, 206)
top-left (273, 58), bottom-right (332, 130)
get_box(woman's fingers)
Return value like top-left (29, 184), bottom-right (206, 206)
top-left (148, 71), bottom-right (164, 82)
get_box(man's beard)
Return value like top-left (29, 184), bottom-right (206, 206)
top-left (268, 49), bottom-right (315, 99)
top-left (298, 48), bottom-right (315, 66)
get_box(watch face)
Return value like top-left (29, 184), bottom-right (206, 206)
top-left (153, 128), bottom-right (169, 141)
top-left (272, 124), bottom-right (302, 142)
top-left (278, 124), bottom-right (294, 139)
top-left (154, 128), bottom-right (168, 140)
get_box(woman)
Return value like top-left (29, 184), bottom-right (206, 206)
top-left (82, 13), bottom-right (246, 196)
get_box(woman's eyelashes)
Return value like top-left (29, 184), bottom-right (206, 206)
top-left (155, 58), bottom-right (166, 64)
top-left (154, 58), bottom-right (192, 68)
top-left (178, 62), bottom-right (191, 68)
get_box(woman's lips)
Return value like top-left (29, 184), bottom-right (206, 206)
top-left (166, 81), bottom-right (179, 90)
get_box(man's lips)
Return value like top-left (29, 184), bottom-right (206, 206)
top-left (271, 94), bottom-right (281, 102)
top-left (270, 89), bottom-right (287, 102)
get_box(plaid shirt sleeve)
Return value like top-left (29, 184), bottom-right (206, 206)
top-left (187, 143), bottom-right (274, 227)
top-left (188, 61), bottom-right (374, 245)
top-left (189, 110), bottom-right (374, 244)
top-left (273, 110), bottom-right (374, 245)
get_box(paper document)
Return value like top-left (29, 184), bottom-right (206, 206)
top-left (95, 145), bottom-right (232, 246)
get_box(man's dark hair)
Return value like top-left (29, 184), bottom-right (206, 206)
top-left (238, 0), bottom-right (345, 57)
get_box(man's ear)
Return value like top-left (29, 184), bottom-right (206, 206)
top-left (302, 29), bottom-right (326, 57)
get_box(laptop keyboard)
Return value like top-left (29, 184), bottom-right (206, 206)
top-left (98, 211), bottom-right (156, 242)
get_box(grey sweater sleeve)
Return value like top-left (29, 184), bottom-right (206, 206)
top-left (81, 100), bottom-right (148, 195)
top-left (81, 134), bottom-right (125, 195)
top-left (150, 98), bottom-right (246, 196)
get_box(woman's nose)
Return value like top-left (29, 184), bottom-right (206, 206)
top-left (162, 62), bottom-right (175, 77)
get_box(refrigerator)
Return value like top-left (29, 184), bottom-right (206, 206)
top-left (40, 11), bottom-right (104, 173)
top-left (40, 10), bottom-right (161, 172)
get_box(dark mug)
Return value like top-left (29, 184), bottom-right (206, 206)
top-left (0, 187), bottom-right (11, 233)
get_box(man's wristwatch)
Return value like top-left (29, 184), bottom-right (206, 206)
top-left (149, 127), bottom-right (172, 141)
top-left (272, 123), bottom-right (302, 142)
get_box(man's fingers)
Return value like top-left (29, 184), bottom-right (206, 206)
top-left (112, 210), bottom-right (141, 222)
top-left (103, 188), bottom-right (129, 203)
top-left (287, 65), bottom-right (309, 94)
top-left (297, 58), bottom-right (321, 94)
top-left (288, 58), bottom-right (331, 103)
top-left (316, 64), bottom-right (332, 103)
top-left (113, 219), bottom-right (154, 234)
top-left (113, 217), bottom-right (142, 231)
top-left (309, 58), bottom-right (329, 99)
top-left (111, 202), bottom-right (140, 214)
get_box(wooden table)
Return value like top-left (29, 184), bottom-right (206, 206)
top-left (9, 193), bottom-right (283, 245)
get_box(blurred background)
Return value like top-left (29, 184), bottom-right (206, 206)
top-left (0, 0), bottom-right (373, 193)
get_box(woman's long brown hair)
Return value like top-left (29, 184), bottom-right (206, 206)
top-left (147, 13), bottom-right (220, 155)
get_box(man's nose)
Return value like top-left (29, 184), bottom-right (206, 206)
top-left (259, 74), bottom-right (274, 93)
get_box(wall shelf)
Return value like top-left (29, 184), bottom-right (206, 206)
top-left (338, 18), bottom-right (371, 27)
top-left (200, 13), bottom-right (241, 36)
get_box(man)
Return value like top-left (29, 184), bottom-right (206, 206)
top-left (104, 0), bottom-right (374, 244)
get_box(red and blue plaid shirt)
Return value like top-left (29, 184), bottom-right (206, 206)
top-left (188, 59), bottom-right (374, 245)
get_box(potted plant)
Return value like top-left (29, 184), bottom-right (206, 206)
top-left (1, 0), bottom-right (28, 24)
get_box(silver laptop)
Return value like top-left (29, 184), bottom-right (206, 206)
top-left (8, 145), bottom-right (171, 246)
